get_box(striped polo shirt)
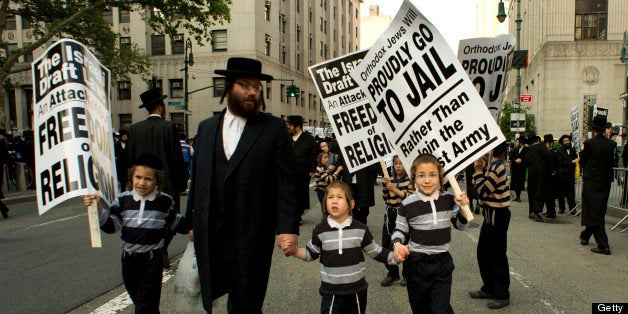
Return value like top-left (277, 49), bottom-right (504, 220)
top-left (382, 174), bottom-right (414, 208)
top-left (473, 159), bottom-right (511, 208)
top-left (99, 189), bottom-right (188, 253)
top-left (314, 165), bottom-right (339, 192)
top-left (304, 217), bottom-right (397, 295)
top-left (391, 191), bottom-right (467, 255)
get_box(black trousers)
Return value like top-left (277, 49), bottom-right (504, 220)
top-left (121, 249), bottom-right (164, 313)
top-left (477, 206), bottom-right (511, 300)
top-left (580, 225), bottom-right (610, 249)
top-left (320, 290), bottom-right (367, 314)
top-left (558, 175), bottom-right (576, 211)
top-left (406, 252), bottom-right (454, 314)
top-left (382, 206), bottom-right (404, 278)
top-left (352, 206), bottom-right (370, 225)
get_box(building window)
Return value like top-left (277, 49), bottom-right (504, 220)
top-left (213, 77), bottom-right (225, 97)
top-left (22, 18), bottom-right (31, 29)
top-left (212, 30), bottom-right (227, 51)
top-left (308, 93), bottom-right (313, 108)
top-left (22, 42), bottom-right (33, 62)
top-left (171, 34), bottom-right (184, 54)
top-left (170, 112), bottom-right (184, 131)
top-left (320, 41), bottom-right (324, 57)
top-left (266, 82), bottom-right (272, 100)
top-left (118, 81), bottom-right (131, 100)
top-left (151, 34), bottom-right (165, 55)
top-left (170, 79), bottom-right (184, 98)
top-left (296, 52), bottom-right (301, 70)
top-left (265, 35), bottom-right (271, 56)
top-left (309, 34), bottom-right (313, 50)
top-left (148, 79), bottom-right (163, 95)
top-left (102, 9), bottom-right (113, 25)
top-left (265, 3), bottom-right (271, 21)
top-left (280, 84), bottom-right (286, 103)
top-left (5, 14), bottom-right (16, 30)
top-left (300, 91), bottom-right (305, 107)
top-left (281, 45), bottom-right (286, 64)
top-left (119, 114), bottom-right (133, 131)
top-left (320, 17), bottom-right (324, 31)
top-left (309, 8), bottom-right (312, 23)
top-left (296, 0), bottom-right (300, 13)
top-left (575, 0), bottom-right (607, 40)
top-left (118, 9), bottom-right (130, 23)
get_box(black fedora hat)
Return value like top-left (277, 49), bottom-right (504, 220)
top-left (543, 134), bottom-right (554, 143)
top-left (528, 133), bottom-right (541, 143)
top-left (215, 57), bottom-right (273, 81)
top-left (138, 88), bottom-right (167, 110)
top-left (286, 115), bottom-right (306, 124)
top-left (588, 115), bottom-right (607, 131)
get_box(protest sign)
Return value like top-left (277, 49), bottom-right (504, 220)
top-left (309, 50), bottom-right (395, 172)
top-left (32, 39), bottom-right (117, 229)
top-left (457, 34), bottom-right (516, 121)
top-left (571, 106), bottom-right (581, 154)
top-left (349, 0), bottom-right (505, 181)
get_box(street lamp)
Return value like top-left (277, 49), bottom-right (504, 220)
top-left (183, 38), bottom-right (194, 137)
top-left (497, 0), bottom-right (522, 113)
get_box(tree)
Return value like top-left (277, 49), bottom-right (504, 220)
top-left (498, 101), bottom-right (536, 141)
top-left (0, 0), bottom-right (232, 128)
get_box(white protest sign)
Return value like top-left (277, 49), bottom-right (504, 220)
top-left (309, 50), bottom-right (395, 172)
top-left (570, 106), bottom-right (581, 154)
top-left (349, 0), bottom-right (506, 179)
top-left (33, 39), bottom-right (117, 216)
top-left (457, 35), bottom-right (516, 121)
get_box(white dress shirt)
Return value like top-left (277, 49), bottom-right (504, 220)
top-left (222, 109), bottom-right (246, 160)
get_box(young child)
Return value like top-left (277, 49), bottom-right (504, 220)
top-left (380, 156), bottom-right (414, 287)
top-left (313, 151), bottom-right (343, 220)
top-left (83, 152), bottom-right (190, 313)
top-left (289, 181), bottom-right (401, 313)
top-left (391, 154), bottom-right (469, 313)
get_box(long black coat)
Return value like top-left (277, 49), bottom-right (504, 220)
top-left (127, 116), bottom-right (187, 196)
top-left (523, 143), bottom-right (553, 200)
top-left (292, 131), bottom-right (317, 211)
top-left (580, 134), bottom-right (615, 226)
top-left (186, 110), bottom-right (300, 310)
top-left (509, 146), bottom-right (528, 191)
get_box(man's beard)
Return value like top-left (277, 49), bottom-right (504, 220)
top-left (563, 143), bottom-right (571, 149)
top-left (227, 92), bottom-right (262, 118)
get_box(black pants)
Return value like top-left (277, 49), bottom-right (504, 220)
top-left (121, 249), bottom-right (164, 313)
top-left (352, 206), bottom-right (370, 225)
top-left (558, 175), bottom-right (576, 211)
top-left (580, 225), bottom-right (610, 250)
top-left (406, 252), bottom-right (454, 314)
top-left (382, 206), bottom-right (404, 278)
top-left (320, 290), bottom-right (367, 314)
top-left (477, 206), bottom-right (511, 300)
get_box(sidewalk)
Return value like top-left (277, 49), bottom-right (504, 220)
top-left (3, 189), bottom-right (36, 205)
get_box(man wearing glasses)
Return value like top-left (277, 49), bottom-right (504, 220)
top-left (186, 57), bottom-right (300, 312)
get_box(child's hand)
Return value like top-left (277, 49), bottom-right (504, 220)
top-left (83, 194), bottom-right (100, 207)
top-left (382, 176), bottom-right (391, 186)
top-left (393, 242), bottom-right (409, 262)
top-left (455, 192), bottom-right (469, 207)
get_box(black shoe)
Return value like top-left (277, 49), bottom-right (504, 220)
top-left (380, 276), bottom-right (400, 287)
top-left (591, 247), bottom-right (611, 255)
top-left (544, 213), bottom-right (556, 219)
top-left (469, 290), bottom-right (494, 299)
top-left (514, 197), bottom-right (521, 202)
top-left (0, 206), bottom-right (8, 218)
top-left (529, 212), bottom-right (543, 222)
top-left (163, 250), bottom-right (171, 269)
top-left (400, 278), bottom-right (407, 286)
top-left (487, 299), bottom-right (510, 309)
top-left (558, 209), bottom-right (565, 214)
top-left (579, 232), bottom-right (589, 245)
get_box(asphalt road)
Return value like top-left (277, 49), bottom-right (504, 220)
top-left (69, 181), bottom-right (627, 314)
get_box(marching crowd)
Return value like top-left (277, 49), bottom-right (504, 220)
top-left (74, 56), bottom-right (619, 313)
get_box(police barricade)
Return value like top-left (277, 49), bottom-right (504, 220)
top-left (573, 168), bottom-right (628, 232)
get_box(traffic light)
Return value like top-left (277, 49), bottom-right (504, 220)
top-left (286, 84), bottom-right (299, 98)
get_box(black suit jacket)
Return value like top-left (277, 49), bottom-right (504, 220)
top-left (127, 116), bottom-right (187, 196)
top-left (186, 109), bottom-right (299, 310)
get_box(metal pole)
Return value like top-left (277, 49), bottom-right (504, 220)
top-left (515, 0), bottom-right (522, 113)
top-left (183, 38), bottom-right (192, 137)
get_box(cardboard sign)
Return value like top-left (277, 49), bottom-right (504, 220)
top-left (309, 50), bottom-right (395, 172)
top-left (32, 39), bottom-right (117, 215)
top-left (348, 0), bottom-right (505, 178)
top-left (457, 34), bottom-right (516, 121)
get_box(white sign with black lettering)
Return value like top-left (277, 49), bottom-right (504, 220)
top-left (309, 50), bottom-right (394, 172)
top-left (349, 0), bottom-right (505, 177)
top-left (571, 106), bottom-right (581, 154)
top-left (457, 34), bottom-right (516, 121)
top-left (33, 39), bottom-right (117, 215)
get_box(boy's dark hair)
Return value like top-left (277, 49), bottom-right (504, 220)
top-left (321, 181), bottom-right (354, 218)
top-left (410, 154), bottom-right (445, 192)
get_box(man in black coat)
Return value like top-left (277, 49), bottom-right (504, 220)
top-left (523, 134), bottom-right (552, 222)
top-left (186, 57), bottom-right (300, 312)
top-left (543, 134), bottom-right (559, 218)
top-left (556, 134), bottom-right (578, 213)
top-left (127, 88), bottom-right (188, 267)
top-left (286, 115), bottom-right (317, 218)
top-left (509, 136), bottom-right (528, 202)
top-left (579, 115), bottom-right (615, 255)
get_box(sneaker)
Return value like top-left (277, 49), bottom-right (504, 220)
top-left (380, 276), bottom-right (400, 287)
top-left (487, 299), bottom-right (510, 309)
top-left (400, 278), bottom-right (407, 286)
top-left (469, 290), bottom-right (494, 299)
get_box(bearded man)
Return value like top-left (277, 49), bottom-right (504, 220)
top-left (186, 57), bottom-right (300, 312)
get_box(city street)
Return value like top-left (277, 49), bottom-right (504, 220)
top-left (2, 180), bottom-right (626, 313)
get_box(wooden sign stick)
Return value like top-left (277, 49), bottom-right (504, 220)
top-left (379, 161), bottom-right (390, 179)
top-left (87, 202), bottom-right (102, 248)
top-left (446, 175), bottom-right (474, 222)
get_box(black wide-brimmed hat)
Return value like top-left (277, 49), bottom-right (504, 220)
top-left (134, 152), bottom-right (163, 171)
top-left (528, 133), bottom-right (541, 143)
top-left (588, 115), bottom-right (608, 131)
top-left (138, 88), bottom-right (167, 110)
top-left (286, 115), bottom-right (306, 124)
top-left (517, 136), bottom-right (528, 144)
top-left (215, 57), bottom-right (273, 81)
top-left (558, 134), bottom-right (572, 143)
top-left (543, 134), bottom-right (554, 143)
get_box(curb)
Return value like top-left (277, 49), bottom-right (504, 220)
top-left (3, 193), bottom-right (36, 205)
